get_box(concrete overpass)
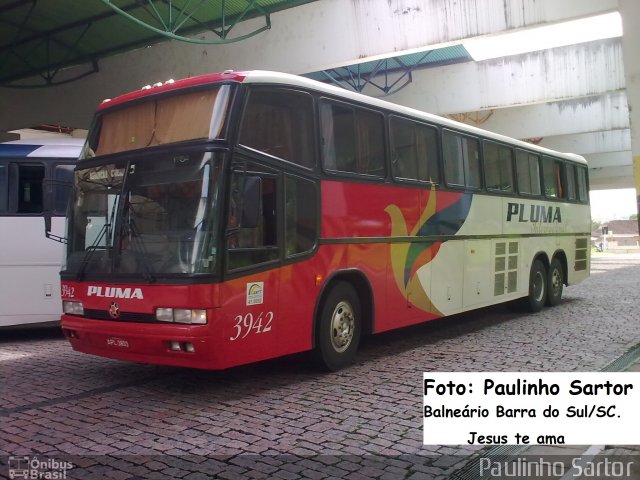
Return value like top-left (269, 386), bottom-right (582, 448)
top-left (1, 0), bottom-right (639, 199)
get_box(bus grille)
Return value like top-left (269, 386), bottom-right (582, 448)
top-left (82, 309), bottom-right (157, 323)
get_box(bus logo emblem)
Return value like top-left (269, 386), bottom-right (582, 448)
top-left (246, 282), bottom-right (264, 305)
top-left (109, 302), bottom-right (121, 319)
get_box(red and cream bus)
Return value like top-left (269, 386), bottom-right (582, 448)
top-left (59, 71), bottom-right (590, 370)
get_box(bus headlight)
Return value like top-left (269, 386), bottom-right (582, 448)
top-left (155, 308), bottom-right (207, 324)
top-left (156, 308), bottom-right (174, 322)
top-left (63, 301), bottom-right (84, 315)
top-left (189, 309), bottom-right (208, 324)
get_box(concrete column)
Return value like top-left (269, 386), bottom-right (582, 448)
top-left (620, 0), bottom-right (640, 229)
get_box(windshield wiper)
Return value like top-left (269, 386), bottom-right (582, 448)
top-left (121, 214), bottom-right (155, 283)
top-left (75, 222), bottom-right (110, 281)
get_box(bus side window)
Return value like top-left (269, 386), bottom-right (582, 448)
top-left (483, 141), bottom-right (514, 192)
top-left (227, 173), bottom-right (279, 270)
top-left (390, 116), bottom-right (439, 183)
top-left (324, 103), bottom-right (356, 173)
top-left (576, 166), bottom-right (589, 203)
top-left (442, 130), bottom-right (481, 189)
top-left (285, 175), bottom-right (318, 257)
top-left (0, 164), bottom-right (7, 213)
top-left (542, 156), bottom-right (565, 199)
top-left (239, 88), bottom-right (315, 169)
top-left (565, 163), bottom-right (577, 200)
top-left (320, 101), bottom-right (386, 178)
top-left (515, 150), bottom-right (541, 196)
top-left (54, 164), bottom-right (75, 214)
top-left (12, 163), bottom-right (45, 214)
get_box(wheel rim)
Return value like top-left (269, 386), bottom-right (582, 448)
top-left (551, 267), bottom-right (562, 296)
top-left (330, 301), bottom-right (355, 353)
top-left (532, 271), bottom-right (545, 302)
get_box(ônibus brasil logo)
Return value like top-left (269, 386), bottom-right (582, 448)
top-left (8, 456), bottom-right (73, 479)
top-left (87, 286), bottom-right (144, 299)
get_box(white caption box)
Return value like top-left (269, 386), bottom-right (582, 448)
top-left (423, 372), bottom-right (640, 445)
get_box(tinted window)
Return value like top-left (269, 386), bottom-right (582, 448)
top-left (0, 164), bottom-right (6, 212)
top-left (240, 89), bottom-right (315, 168)
top-left (390, 116), bottom-right (439, 183)
top-left (515, 150), bottom-right (541, 196)
top-left (565, 163), bottom-right (576, 200)
top-left (577, 166), bottom-right (589, 203)
top-left (484, 141), bottom-right (514, 192)
top-left (285, 175), bottom-right (318, 256)
top-left (227, 167), bottom-right (279, 271)
top-left (54, 164), bottom-right (75, 214)
top-left (542, 156), bottom-right (565, 199)
top-left (442, 130), bottom-right (481, 188)
top-left (16, 163), bottom-right (45, 213)
top-left (320, 101), bottom-right (385, 177)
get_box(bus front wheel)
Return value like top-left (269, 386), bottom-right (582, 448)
top-left (547, 258), bottom-right (564, 306)
top-left (526, 259), bottom-right (548, 313)
top-left (314, 281), bottom-right (361, 371)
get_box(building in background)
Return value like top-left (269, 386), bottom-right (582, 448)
top-left (592, 220), bottom-right (640, 251)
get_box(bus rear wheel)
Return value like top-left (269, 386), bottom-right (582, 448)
top-left (525, 259), bottom-right (547, 313)
top-left (547, 257), bottom-right (564, 306)
top-left (314, 281), bottom-right (361, 371)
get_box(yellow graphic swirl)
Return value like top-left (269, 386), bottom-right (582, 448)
top-left (385, 185), bottom-right (442, 315)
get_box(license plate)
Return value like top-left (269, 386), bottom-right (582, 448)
top-left (106, 337), bottom-right (130, 348)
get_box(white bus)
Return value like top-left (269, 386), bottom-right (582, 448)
top-left (0, 138), bottom-right (82, 327)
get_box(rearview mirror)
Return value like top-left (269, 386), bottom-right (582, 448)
top-left (43, 210), bottom-right (66, 243)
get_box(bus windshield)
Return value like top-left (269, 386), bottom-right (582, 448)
top-left (64, 151), bottom-right (220, 278)
top-left (86, 86), bottom-right (230, 157)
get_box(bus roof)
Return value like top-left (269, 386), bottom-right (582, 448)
top-left (0, 138), bottom-right (84, 158)
top-left (97, 70), bottom-right (586, 165)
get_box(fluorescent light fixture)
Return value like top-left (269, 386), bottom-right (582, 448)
top-left (463, 12), bottom-right (623, 61)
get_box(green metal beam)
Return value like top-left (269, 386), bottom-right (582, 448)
top-left (99, 0), bottom-right (271, 44)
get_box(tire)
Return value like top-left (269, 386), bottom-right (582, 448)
top-left (547, 257), bottom-right (564, 306)
top-left (314, 281), bottom-right (361, 372)
top-left (525, 259), bottom-right (547, 313)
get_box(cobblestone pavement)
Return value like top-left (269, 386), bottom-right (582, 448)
top-left (1, 255), bottom-right (639, 479)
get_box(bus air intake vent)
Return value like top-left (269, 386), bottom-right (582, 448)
top-left (83, 309), bottom-right (157, 323)
top-left (575, 237), bottom-right (588, 271)
top-left (494, 241), bottom-right (519, 296)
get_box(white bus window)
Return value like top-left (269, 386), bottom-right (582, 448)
top-left (0, 164), bottom-right (7, 212)
top-left (484, 142), bottom-right (514, 192)
top-left (565, 163), bottom-right (577, 200)
top-left (54, 164), bottom-right (75, 214)
top-left (17, 164), bottom-right (45, 213)
top-left (516, 150), bottom-right (541, 196)
top-left (390, 117), bottom-right (439, 183)
top-left (577, 166), bottom-right (589, 203)
top-left (542, 156), bottom-right (565, 199)
top-left (239, 89), bottom-right (315, 169)
top-left (443, 130), bottom-right (481, 189)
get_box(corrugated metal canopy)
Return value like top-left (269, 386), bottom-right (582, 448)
top-left (0, 0), bottom-right (314, 86)
top-left (303, 45), bottom-right (472, 96)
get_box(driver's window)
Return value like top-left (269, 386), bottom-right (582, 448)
top-left (227, 170), bottom-right (279, 271)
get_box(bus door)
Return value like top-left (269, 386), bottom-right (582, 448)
top-left (219, 160), bottom-right (283, 365)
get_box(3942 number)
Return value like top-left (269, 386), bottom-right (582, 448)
top-left (230, 311), bottom-right (273, 341)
